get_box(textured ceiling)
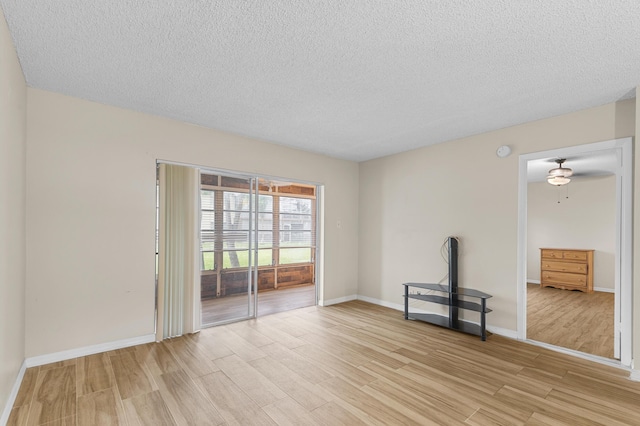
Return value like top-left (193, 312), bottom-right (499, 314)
top-left (2, 1), bottom-right (639, 161)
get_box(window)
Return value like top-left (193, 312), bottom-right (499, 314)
top-left (199, 177), bottom-right (315, 270)
top-left (222, 191), bottom-right (250, 269)
top-left (257, 195), bottom-right (274, 266)
top-left (200, 189), bottom-right (216, 270)
top-left (279, 197), bottom-right (313, 264)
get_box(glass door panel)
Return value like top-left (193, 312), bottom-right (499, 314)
top-left (256, 182), bottom-right (317, 317)
top-left (200, 174), bottom-right (256, 326)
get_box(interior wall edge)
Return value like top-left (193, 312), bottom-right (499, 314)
top-left (633, 89), bottom-right (640, 376)
top-left (0, 360), bottom-right (27, 426)
top-left (0, 0), bottom-right (27, 418)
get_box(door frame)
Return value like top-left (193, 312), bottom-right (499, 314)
top-left (516, 137), bottom-right (632, 367)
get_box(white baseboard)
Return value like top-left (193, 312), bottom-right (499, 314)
top-left (529, 280), bottom-right (613, 293)
top-left (319, 294), bottom-right (357, 307)
top-left (25, 334), bottom-right (155, 368)
top-left (356, 295), bottom-right (404, 311)
top-left (1, 360), bottom-right (27, 426)
top-left (629, 369), bottom-right (640, 382)
top-left (487, 325), bottom-right (518, 339)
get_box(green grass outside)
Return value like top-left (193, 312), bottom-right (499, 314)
top-left (202, 247), bottom-right (312, 270)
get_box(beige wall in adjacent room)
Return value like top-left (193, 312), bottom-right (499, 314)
top-left (0, 4), bottom-right (27, 415)
top-left (527, 176), bottom-right (616, 290)
top-left (25, 88), bottom-right (359, 358)
top-left (358, 99), bottom-right (635, 334)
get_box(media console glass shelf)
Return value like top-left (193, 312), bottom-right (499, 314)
top-left (402, 282), bottom-right (492, 340)
top-left (402, 237), bottom-right (492, 341)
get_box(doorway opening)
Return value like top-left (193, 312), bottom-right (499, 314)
top-left (517, 137), bottom-right (632, 367)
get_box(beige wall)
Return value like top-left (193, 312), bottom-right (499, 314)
top-left (0, 5), bottom-right (27, 415)
top-left (25, 89), bottom-right (359, 358)
top-left (527, 176), bottom-right (616, 290)
top-left (359, 99), bottom-right (634, 334)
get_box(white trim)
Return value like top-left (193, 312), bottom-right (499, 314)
top-left (629, 369), bottom-right (640, 382)
top-left (25, 334), bottom-right (155, 368)
top-left (315, 185), bottom-right (324, 309)
top-left (357, 295), bottom-right (403, 311)
top-left (529, 280), bottom-right (613, 293)
top-left (0, 360), bottom-right (27, 426)
top-left (487, 325), bottom-right (519, 340)
top-left (517, 152), bottom-right (529, 340)
top-left (319, 294), bottom-right (357, 306)
top-left (618, 138), bottom-right (633, 366)
top-left (525, 339), bottom-right (629, 371)
top-left (517, 137), bottom-right (633, 367)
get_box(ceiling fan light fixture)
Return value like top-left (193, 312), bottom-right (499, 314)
top-left (548, 166), bottom-right (573, 178)
top-left (547, 158), bottom-right (573, 185)
top-left (547, 175), bottom-right (571, 186)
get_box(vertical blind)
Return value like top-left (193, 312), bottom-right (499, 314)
top-left (156, 163), bottom-right (201, 340)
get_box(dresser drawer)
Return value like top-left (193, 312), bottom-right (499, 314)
top-left (541, 260), bottom-right (587, 274)
top-left (563, 251), bottom-right (588, 261)
top-left (541, 249), bottom-right (589, 261)
top-left (541, 271), bottom-right (587, 287)
top-left (541, 249), bottom-right (564, 260)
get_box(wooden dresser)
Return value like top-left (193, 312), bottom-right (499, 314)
top-left (540, 248), bottom-right (594, 293)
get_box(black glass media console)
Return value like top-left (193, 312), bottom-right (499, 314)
top-left (402, 282), bottom-right (492, 340)
top-left (402, 237), bottom-right (492, 341)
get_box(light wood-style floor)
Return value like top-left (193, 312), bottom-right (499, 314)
top-left (527, 283), bottom-right (614, 359)
top-left (201, 284), bottom-right (316, 325)
top-left (9, 300), bottom-right (640, 425)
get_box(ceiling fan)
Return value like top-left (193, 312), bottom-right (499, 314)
top-left (547, 158), bottom-right (573, 186)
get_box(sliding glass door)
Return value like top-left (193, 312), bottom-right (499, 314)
top-left (157, 163), bottom-right (319, 334)
top-left (200, 173), bottom-right (258, 326)
top-left (199, 174), bottom-right (320, 327)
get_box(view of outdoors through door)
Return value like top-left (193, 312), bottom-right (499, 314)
top-left (199, 172), bottom-right (317, 326)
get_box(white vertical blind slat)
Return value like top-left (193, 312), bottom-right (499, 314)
top-left (157, 164), bottom-right (201, 341)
